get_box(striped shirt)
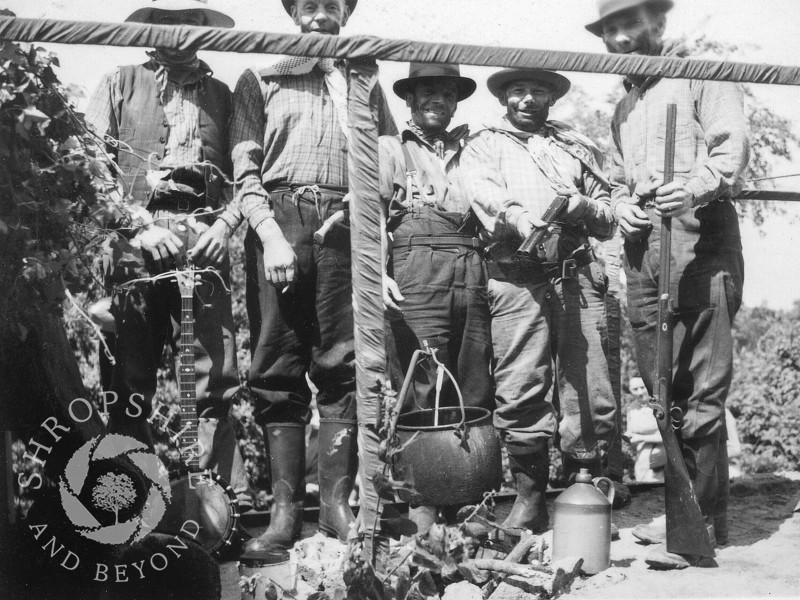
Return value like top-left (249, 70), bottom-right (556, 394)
top-left (220, 64), bottom-right (397, 231)
top-left (609, 41), bottom-right (750, 212)
top-left (459, 116), bottom-right (614, 260)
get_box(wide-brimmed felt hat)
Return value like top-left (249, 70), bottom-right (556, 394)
top-left (281, 0), bottom-right (358, 16)
top-left (126, 0), bottom-right (234, 28)
top-left (585, 0), bottom-right (673, 37)
top-left (393, 63), bottom-right (476, 102)
top-left (487, 68), bottom-right (571, 101)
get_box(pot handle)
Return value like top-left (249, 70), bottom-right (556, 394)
top-left (592, 476), bottom-right (616, 506)
top-left (427, 346), bottom-right (468, 438)
top-left (387, 348), bottom-right (427, 439)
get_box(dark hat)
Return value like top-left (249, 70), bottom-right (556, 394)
top-left (585, 0), bottom-right (673, 37)
top-left (126, 0), bottom-right (234, 28)
top-left (281, 0), bottom-right (357, 16)
top-left (486, 68), bottom-right (571, 101)
top-left (393, 63), bottom-right (476, 101)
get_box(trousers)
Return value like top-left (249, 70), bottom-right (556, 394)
top-left (624, 201), bottom-right (744, 440)
top-left (488, 261), bottom-right (617, 460)
top-left (245, 185), bottom-right (355, 424)
top-left (388, 207), bottom-right (493, 412)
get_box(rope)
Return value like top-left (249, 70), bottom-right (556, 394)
top-left (1, 17), bottom-right (800, 86)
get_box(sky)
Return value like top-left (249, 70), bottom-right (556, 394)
top-left (3, 0), bottom-right (800, 310)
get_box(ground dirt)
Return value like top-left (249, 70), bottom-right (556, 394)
top-left (221, 473), bottom-right (800, 600)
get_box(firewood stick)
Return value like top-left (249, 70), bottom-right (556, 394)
top-left (467, 559), bottom-right (551, 576)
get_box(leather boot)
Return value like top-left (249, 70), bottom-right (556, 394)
top-left (317, 418), bottom-right (358, 542)
top-left (242, 424), bottom-right (305, 556)
top-left (408, 505), bottom-right (438, 537)
top-left (502, 449), bottom-right (549, 535)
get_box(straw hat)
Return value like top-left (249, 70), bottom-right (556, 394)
top-left (126, 0), bottom-right (235, 29)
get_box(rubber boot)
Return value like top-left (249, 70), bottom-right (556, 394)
top-left (408, 505), bottom-right (438, 537)
top-left (242, 424), bottom-right (306, 556)
top-left (317, 418), bottom-right (358, 542)
top-left (502, 449), bottom-right (549, 535)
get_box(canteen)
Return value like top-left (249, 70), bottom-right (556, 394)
top-left (551, 468), bottom-right (615, 574)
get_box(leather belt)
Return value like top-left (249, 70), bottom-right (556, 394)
top-left (147, 194), bottom-right (206, 212)
top-left (392, 234), bottom-right (483, 250)
top-left (487, 247), bottom-right (594, 284)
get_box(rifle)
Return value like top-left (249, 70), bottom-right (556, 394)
top-left (649, 104), bottom-right (715, 559)
top-left (516, 195), bottom-right (569, 261)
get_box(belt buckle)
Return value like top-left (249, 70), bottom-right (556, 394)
top-left (561, 258), bottom-right (578, 280)
top-left (176, 198), bottom-right (190, 212)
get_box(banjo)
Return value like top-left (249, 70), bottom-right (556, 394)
top-left (157, 266), bottom-right (240, 556)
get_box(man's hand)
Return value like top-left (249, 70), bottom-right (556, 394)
top-left (615, 203), bottom-right (652, 242)
top-left (517, 212), bottom-right (548, 241)
top-left (383, 274), bottom-right (405, 315)
top-left (190, 219), bottom-right (230, 269)
top-left (255, 219), bottom-right (297, 288)
top-left (564, 193), bottom-right (589, 223)
top-left (654, 181), bottom-right (695, 218)
top-left (136, 225), bottom-right (184, 272)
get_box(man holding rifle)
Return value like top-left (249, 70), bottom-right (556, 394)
top-left (459, 69), bottom-right (617, 539)
top-left (587, 0), bottom-right (749, 569)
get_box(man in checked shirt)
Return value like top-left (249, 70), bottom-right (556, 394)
top-left (459, 68), bottom-right (618, 541)
top-left (198, 0), bottom-right (397, 553)
top-left (85, 0), bottom-right (249, 509)
top-left (587, 0), bottom-right (749, 569)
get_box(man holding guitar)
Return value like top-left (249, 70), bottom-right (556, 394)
top-left (85, 0), bottom-right (250, 515)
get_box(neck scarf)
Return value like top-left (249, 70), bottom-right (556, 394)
top-left (147, 50), bottom-right (208, 104)
top-left (405, 121), bottom-right (469, 159)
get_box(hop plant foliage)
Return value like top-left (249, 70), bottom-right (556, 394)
top-left (0, 39), bottom-right (132, 326)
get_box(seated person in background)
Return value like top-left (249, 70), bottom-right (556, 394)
top-left (626, 376), bottom-right (665, 483)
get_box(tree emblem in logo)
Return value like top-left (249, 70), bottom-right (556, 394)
top-left (59, 434), bottom-right (171, 545)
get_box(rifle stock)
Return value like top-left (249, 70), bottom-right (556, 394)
top-left (516, 195), bottom-right (569, 260)
top-left (648, 103), bottom-right (715, 559)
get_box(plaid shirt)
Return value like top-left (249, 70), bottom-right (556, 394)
top-left (85, 61), bottom-right (208, 174)
top-left (609, 41), bottom-right (750, 211)
top-left (220, 64), bottom-right (397, 231)
top-left (459, 116), bottom-right (614, 260)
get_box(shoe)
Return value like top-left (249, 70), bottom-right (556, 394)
top-left (645, 544), bottom-right (717, 570)
top-left (317, 419), bottom-right (358, 543)
top-left (633, 516), bottom-right (717, 547)
top-left (502, 448), bottom-right (550, 536)
top-left (242, 424), bottom-right (306, 556)
top-left (632, 516), bottom-right (666, 545)
top-left (408, 505), bottom-right (438, 537)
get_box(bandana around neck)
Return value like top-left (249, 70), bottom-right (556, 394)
top-left (147, 50), bottom-right (209, 103)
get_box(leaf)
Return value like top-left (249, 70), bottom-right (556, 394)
top-left (372, 471), bottom-right (397, 502)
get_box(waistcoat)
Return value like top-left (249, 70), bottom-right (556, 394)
top-left (116, 63), bottom-right (231, 208)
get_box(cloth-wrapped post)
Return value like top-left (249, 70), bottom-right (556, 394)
top-left (347, 58), bottom-right (388, 559)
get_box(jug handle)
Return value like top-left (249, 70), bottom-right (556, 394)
top-left (592, 476), bottom-right (616, 506)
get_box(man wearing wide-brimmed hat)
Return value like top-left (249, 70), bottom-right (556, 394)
top-left (587, 0), bottom-right (749, 570)
top-left (85, 0), bottom-right (250, 509)
top-left (379, 63), bottom-right (491, 534)
top-left (460, 68), bottom-right (617, 541)
top-left (208, 0), bottom-right (396, 555)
